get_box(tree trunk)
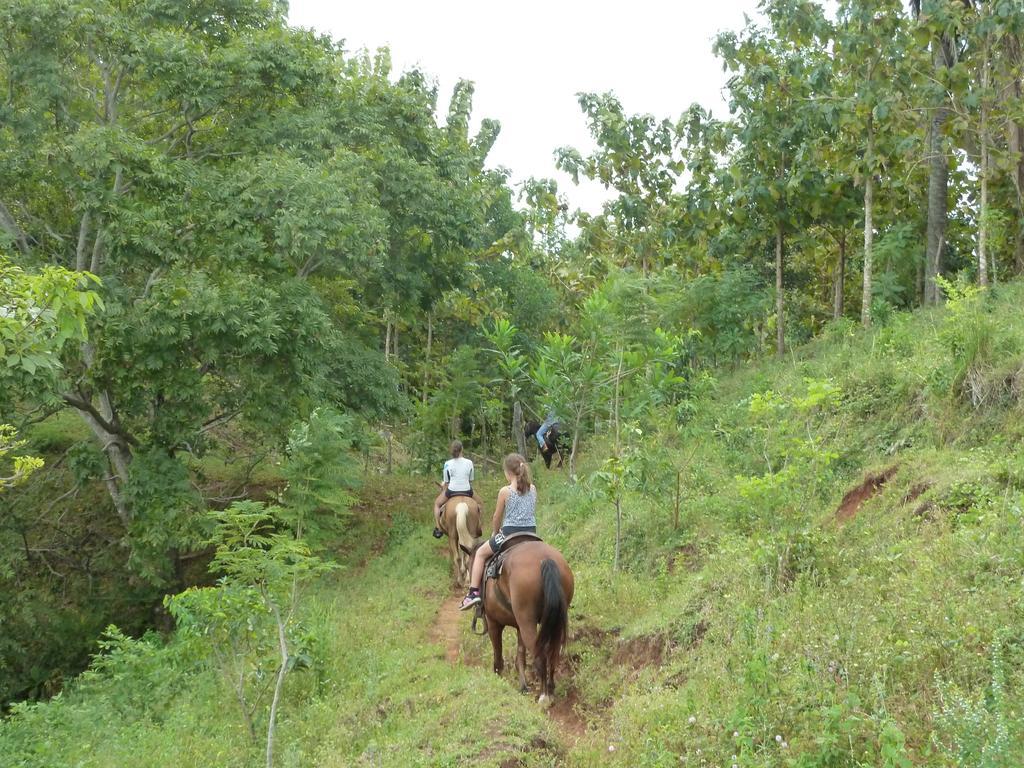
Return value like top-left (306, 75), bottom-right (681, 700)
top-left (775, 221), bottom-right (785, 357)
top-left (613, 496), bottom-right (622, 572)
top-left (512, 400), bottom-right (526, 456)
top-left (266, 599), bottom-right (290, 768)
top-left (613, 351), bottom-right (622, 572)
top-left (67, 392), bottom-right (133, 527)
top-left (569, 431), bottom-right (580, 483)
top-left (862, 117), bottom-right (875, 328)
top-left (924, 111), bottom-right (948, 305)
top-left (924, 35), bottom-right (953, 305)
top-left (1016, 221), bottom-right (1024, 275)
top-left (834, 231), bottom-right (846, 320)
top-left (1003, 32), bottom-right (1024, 275)
top-left (979, 147), bottom-right (990, 287)
top-left (384, 319), bottom-right (392, 361)
top-left (979, 37), bottom-right (991, 288)
top-left (423, 314), bottom-right (432, 403)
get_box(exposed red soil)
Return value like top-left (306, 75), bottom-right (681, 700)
top-left (612, 633), bottom-right (668, 670)
top-left (547, 684), bottom-right (587, 742)
top-left (835, 465), bottom-right (899, 521)
top-left (429, 589), bottom-right (464, 664)
top-left (901, 481), bottom-right (932, 506)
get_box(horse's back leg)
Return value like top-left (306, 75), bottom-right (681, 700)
top-left (488, 620), bottom-right (504, 676)
top-left (515, 628), bottom-right (530, 692)
top-left (512, 596), bottom-right (539, 694)
top-left (448, 533), bottom-right (461, 586)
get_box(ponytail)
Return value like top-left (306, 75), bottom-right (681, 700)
top-left (504, 453), bottom-right (532, 495)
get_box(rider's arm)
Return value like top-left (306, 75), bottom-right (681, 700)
top-left (492, 487), bottom-right (509, 532)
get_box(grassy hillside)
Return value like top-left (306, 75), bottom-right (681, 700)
top-left (3, 281), bottom-right (1024, 766)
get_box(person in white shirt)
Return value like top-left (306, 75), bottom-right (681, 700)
top-left (432, 440), bottom-right (479, 537)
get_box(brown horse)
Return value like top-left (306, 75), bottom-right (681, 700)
top-left (440, 496), bottom-right (483, 586)
top-left (480, 540), bottom-right (574, 701)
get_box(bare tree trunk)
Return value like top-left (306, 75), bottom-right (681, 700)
top-left (569, 431), bottom-right (579, 483)
top-left (423, 314), bottom-right (432, 403)
top-left (924, 40), bottom-right (952, 305)
top-left (1004, 32), bottom-right (1024, 275)
top-left (862, 118), bottom-right (875, 328)
top-left (924, 114), bottom-right (948, 305)
top-left (265, 600), bottom-right (290, 768)
top-left (384, 318), bottom-right (392, 361)
top-left (775, 221), bottom-right (785, 357)
top-left (834, 231), bottom-right (846, 320)
top-left (66, 391), bottom-right (133, 527)
top-left (612, 352), bottom-right (623, 572)
top-left (1016, 221), bottom-right (1024, 275)
top-left (512, 401), bottom-right (526, 456)
top-left (980, 150), bottom-right (990, 286)
top-left (979, 37), bottom-right (991, 288)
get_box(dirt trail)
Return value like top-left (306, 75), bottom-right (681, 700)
top-left (429, 587), bottom-right (589, 747)
top-left (429, 590), bottom-right (464, 664)
top-left (547, 687), bottom-right (586, 743)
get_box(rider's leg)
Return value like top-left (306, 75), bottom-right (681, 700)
top-left (433, 490), bottom-right (447, 526)
top-left (460, 541), bottom-right (492, 610)
top-left (469, 541), bottom-right (493, 591)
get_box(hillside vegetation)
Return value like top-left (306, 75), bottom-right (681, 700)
top-left (3, 280), bottom-right (1023, 767)
top-left (5, 1), bottom-right (1024, 766)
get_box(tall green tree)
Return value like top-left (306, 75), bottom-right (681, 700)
top-left (715, 0), bottom-right (834, 356)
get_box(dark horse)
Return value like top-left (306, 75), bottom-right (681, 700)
top-left (524, 420), bottom-right (568, 469)
top-left (478, 539), bottom-right (574, 701)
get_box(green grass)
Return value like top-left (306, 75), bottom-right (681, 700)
top-left (0, 474), bottom-right (562, 768)
top-left (5, 282), bottom-right (1024, 766)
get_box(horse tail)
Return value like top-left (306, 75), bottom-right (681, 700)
top-left (536, 558), bottom-right (568, 670)
top-left (455, 501), bottom-right (474, 553)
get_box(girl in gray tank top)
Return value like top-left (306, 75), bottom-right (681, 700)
top-left (459, 452), bottom-right (537, 610)
top-left (500, 485), bottom-right (536, 531)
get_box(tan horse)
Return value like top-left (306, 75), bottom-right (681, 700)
top-left (440, 496), bottom-right (483, 586)
top-left (479, 540), bottom-right (574, 701)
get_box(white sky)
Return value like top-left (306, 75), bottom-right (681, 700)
top-left (287, 1), bottom-right (762, 215)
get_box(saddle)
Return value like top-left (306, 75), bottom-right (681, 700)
top-left (484, 532), bottom-right (544, 581)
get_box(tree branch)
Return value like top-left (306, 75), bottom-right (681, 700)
top-left (61, 392), bottom-right (139, 447)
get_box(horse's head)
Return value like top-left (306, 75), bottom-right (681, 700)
top-left (524, 420), bottom-right (540, 438)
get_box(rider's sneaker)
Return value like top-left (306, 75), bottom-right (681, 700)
top-left (459, 590), bottom-right (481, 611)
top-left (432, 527), bottom-right (444, 539)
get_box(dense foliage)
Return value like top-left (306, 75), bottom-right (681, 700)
top-left (4, 0), bottom-right (1024, 765)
